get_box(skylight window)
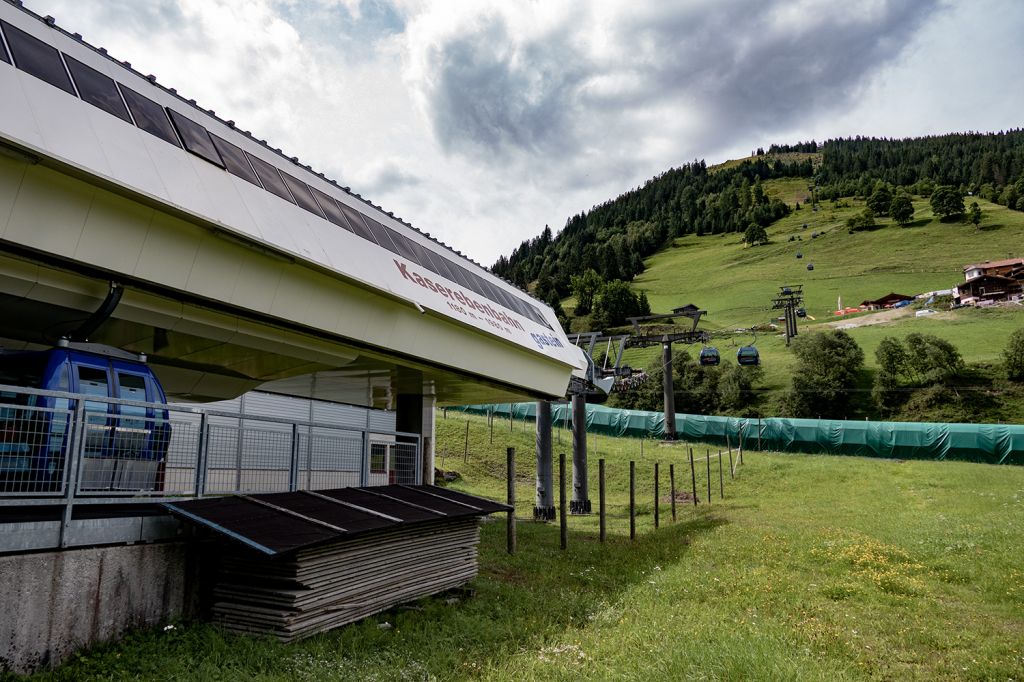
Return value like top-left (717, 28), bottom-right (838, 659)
top-left (1, 20), bottom-right (74, 95)
top-left (63, 54), bottom-right (131, 123)
top-left (118, 85), bottom-right (181, 147)
top-left (167, 109), bottom-right (224, 168)
top-left (210, 134), bottom-right (262, 187)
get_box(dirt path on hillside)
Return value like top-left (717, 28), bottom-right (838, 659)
top-left (823, 306), bottom-right (955, 330)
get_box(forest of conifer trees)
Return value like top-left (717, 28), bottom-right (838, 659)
top-left (493, 129), bottom-right (1024, 322)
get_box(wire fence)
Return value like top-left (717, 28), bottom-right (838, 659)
top-left (500, 443), bottom-right (748, 554)
top-left (0, 383), bottom-right (421, 502)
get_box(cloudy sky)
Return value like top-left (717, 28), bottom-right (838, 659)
top-left (23, 0), bottom-right (1024, 265)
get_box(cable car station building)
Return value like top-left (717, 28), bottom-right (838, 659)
top-left (0, 1), bottom-right (582, 671)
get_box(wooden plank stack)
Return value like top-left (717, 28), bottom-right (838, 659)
top-left (211, 518), bottom-right (481, 641)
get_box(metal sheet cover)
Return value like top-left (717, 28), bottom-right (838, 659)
top-left (163, 485), bottom-right (509, 556)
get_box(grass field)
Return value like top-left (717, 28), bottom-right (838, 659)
top-left (635, 194), bottom-right (1024, 331)
top-left (566, 188), bottom-right (1024, 420)
top-left (25, 414), bottom-right (1024, 681)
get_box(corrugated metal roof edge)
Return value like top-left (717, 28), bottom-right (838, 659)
top-left (162, 485), bottom-right (509, 556)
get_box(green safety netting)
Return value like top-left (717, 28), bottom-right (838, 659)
top-left (452, 403), bottom-right (1024, 465)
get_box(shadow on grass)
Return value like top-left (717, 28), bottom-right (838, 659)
top-left (976, 222), bottom-right (1004, 232)
top-left (28, 513), bottom-right (729, 682)
top-left (896, 217), bottom-right (933, 228)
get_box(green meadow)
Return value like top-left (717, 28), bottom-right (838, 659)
top-left (577, 188), bottom-right (1024, 421)
top-left (27, 412), bottom-right (1024, 681)
top-left (636, 193), bottom-right (1024, 330)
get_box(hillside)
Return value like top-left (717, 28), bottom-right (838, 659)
top-left (637, 193), bottom-right (1022, 328)
top-left (612, 189), bottom-right (1024, 422)
top-left (493, 130), bottom-right (1024, 307)
top-left (491, 130), bottom-right (1024, 423)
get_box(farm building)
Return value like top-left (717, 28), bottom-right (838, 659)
top-left (859, 292), bottom-right (915, 310)
top-left (962, 258), bottom-right (1024, 281)
top-left (955, 258), bottom-right (1024, 306)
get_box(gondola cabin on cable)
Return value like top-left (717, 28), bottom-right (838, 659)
top-left (796, 251), bottom-right (803, 259)
top-left (796, 307), bottom-right (807, 318)
top-left (699, 347), bottom-right (720, 366)
top-left (807, 263), bottom-right (815, 271)
top-left (736, 345), bottom-right (760, 366)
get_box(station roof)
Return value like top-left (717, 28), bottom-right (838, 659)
top-left (0, 2), bottom-right (583, 404)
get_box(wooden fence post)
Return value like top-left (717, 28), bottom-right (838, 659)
top-left (670, 463), bottom-right (677, 522)
top-left (738, 427), bottom-right (744, 466)
top-left (718, 449), bottom-right (724, 499)
top-left (689, 448), bottom-right (698, 506)
top-left (654, 461), bottom-right (660, 529)
top-left (599, 458), bottom-right (606, 543)
top-left (463, 420), bottom-right (470, 463)
top-left (559, 453), bottom-right (568, 550)
top-left (757, 417), bottom-right (762, 451)
top-left (629, 460), bottom-right (636, 541)
top-left (729, 448), bottom-right (735, 479)
top-left (507, 448), bottom-right (516, 555)
top-left (706, 450), bottom-right (711, 504)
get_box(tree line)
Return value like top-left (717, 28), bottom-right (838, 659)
top-left (495, 130), bottom-right (1024, 305)
top-left (492, 157), bottom-right (809, 306)
top-left (814, 130), bottom-right (1024, 212)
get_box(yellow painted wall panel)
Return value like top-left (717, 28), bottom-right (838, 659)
top-left (134, 212), bottom-right (202, 290)
top-left (185, 233), bottom-right (243, 300)
top-left (0, 154), bottom-right (27, 239)
top-left (75, 190), bottom-right (154, 273)
top-left (5, 165), bottom-right (93, 258)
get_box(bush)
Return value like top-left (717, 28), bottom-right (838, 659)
top-left (1005, 328), bottom-right (1024, 381)
top-left (784, 330), bottom-right (864, 417)
top-left (872, 333), bottom-right (966, 410)
top-left (743, 222), bottom-right (768, 246)
top-left (846, 207), bottom-right (876, 231)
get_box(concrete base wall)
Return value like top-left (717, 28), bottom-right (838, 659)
top-left (0, 542), bottom-right (194, 674)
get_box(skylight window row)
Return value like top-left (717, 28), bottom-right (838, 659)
top-left (0, 19), bottom-right (551, 331)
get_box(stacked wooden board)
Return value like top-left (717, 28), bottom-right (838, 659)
top-left (163, 485), bottom-right (509, 641)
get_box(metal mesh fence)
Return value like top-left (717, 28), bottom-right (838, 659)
top-left (0, 384), bottom-right (421, 501)
top-left (0, 402), bottom-right (72, 495)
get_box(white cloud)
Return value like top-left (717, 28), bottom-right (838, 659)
top-left (20, 0), bottom-right (1024, 266)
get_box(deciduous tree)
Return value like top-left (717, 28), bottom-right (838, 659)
top-left (1005, 328), bottom-right (1024, 381)
top-left (967, 201), bottom-right (983, 230)
top-left (784, 330), bottom-right (864, 417)
top-left (889, 193), bottom-right (914, 227)
top-left (930, 186), bottom-right (965, 221)
top-left (743, 222), bottom-right (768, 246)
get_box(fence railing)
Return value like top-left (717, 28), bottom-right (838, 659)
top-left (0, 383), bottom-right (421, 505)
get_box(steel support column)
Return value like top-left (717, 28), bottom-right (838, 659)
top-left (662, 339), bottom-right (677, 440)
top-left (570, 393), bottom-right (591, 514)
top-left (534, 400), bottom-right (555, 520)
